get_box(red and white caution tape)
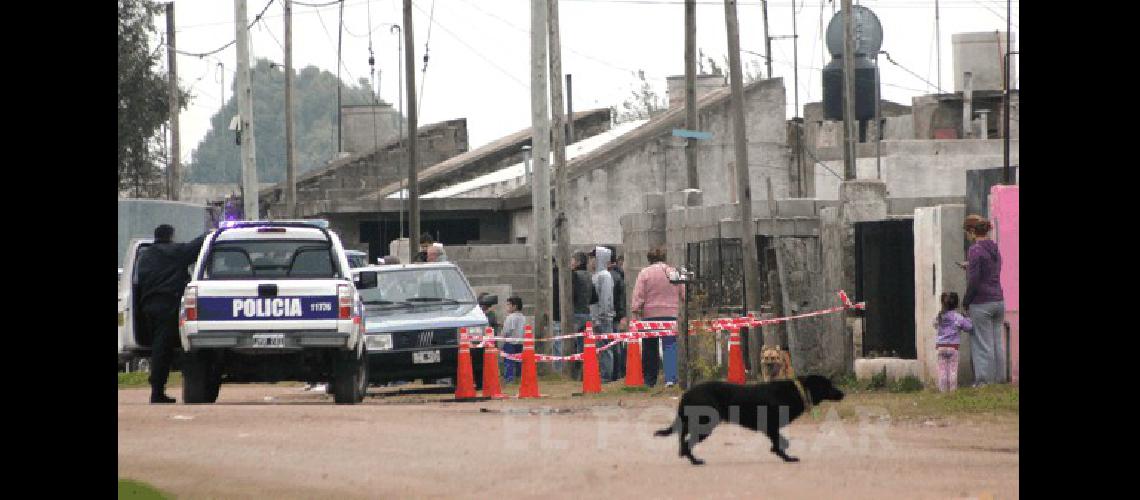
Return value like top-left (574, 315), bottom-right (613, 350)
top-left (477, 290), bottom-right (864, 359)
top-left (499, 338), bottom-right (622, 363)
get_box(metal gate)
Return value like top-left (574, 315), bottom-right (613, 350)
top-left (686, 238), bottom-right (745, 318)
top-left (854, 220), bottom-right (916, 358)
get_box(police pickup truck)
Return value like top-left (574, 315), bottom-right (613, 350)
top-left (177, 220), bottom-right (377, 404)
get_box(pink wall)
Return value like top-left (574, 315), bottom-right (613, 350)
top-left (989, 186), bottom-right (1019, 386)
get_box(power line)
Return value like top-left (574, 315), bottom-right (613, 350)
top-left (408, 2), bottom-right (527, 88)
top-left (801, 143), bottom-right (844, 181)
top-left (295, 0), bottom-right (342, 6)
top-left (558, 0), bottom-right (1015, 6)
top-left (260, 18), bottom-right (285, 51)
top-left (175, 0), bottom-right (276, 59)
top-left (454, 0), bottom-right (665, 80)
top-left (882, 82), bottom-right (928, 93)
top-left (970, 0), bottom-right (1019, 30)
top-left (881, 50), bottom-right (942, 93)
top-left (314, 3), bottom-right (359, 84)
top-left (416, 0), bottom-right (438, 116)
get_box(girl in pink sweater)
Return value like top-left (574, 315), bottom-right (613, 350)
top-left (631, 247), bottom-right (685, 387)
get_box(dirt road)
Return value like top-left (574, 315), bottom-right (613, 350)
top-left (118, 383), bottom-right (1018, 499)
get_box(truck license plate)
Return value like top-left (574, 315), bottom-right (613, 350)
top-left (413, 350), bottom-right (440, 364)
top-left (252, 334), bottom-right (286, 348)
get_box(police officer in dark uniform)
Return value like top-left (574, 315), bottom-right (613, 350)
top-left (136, 224), bottom-right (207, 404)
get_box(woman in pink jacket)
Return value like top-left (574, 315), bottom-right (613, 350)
top-left (630, 247), bottom-right (685, 387)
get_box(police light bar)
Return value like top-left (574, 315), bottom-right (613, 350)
top-left (218, 219), bottom-right (330, 229)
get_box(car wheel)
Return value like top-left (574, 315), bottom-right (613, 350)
top-left (182, 351), bottom-right (217, 404)
top-left (333, 348), bottom-right (366, 405)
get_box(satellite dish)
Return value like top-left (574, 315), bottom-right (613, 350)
top-left (825, 5), bottom-right (883, 58)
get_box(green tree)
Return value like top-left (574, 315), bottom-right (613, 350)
top-left (185, 60), bottom-right (388, 184)
top-left (118, 0), bottom-right (188, 196)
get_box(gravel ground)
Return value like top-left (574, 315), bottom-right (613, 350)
top-left (118, 382), bottom-right (1018, 499)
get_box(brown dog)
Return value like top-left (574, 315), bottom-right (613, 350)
top-left (759, 345), bottom-right (791, 381)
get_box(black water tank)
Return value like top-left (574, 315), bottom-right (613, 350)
top-left (822, 57), bottom-right (878, 121)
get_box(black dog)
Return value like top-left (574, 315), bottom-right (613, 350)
top-left (654, 375), bottom-right (845, 465)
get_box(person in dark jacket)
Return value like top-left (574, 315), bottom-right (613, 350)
top-left (962, 215), bottom-right (1005, 386)
top-left (570, 251), bottom-right (595, 380)
top-left (136, 224), bottom-right (208, 403)
top-left (605, 246), bottom-right (627, 381)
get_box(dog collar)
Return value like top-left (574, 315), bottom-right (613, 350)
top-left (792, 379), bottom-right (813, 411)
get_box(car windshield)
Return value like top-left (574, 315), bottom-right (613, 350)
top-left (203, 240), bottom-right (337, 279)
top-left (360, 268), bottom-right (475, 305)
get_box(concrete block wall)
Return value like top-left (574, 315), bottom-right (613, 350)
top-left (448, 244), bottom-right (538, 320)
top-left (812, 139), bottom-right (1021, 200)
top-left (913, 204), bottom-right (974, 387)
top-left (449, 243), bottom-right (624, 330)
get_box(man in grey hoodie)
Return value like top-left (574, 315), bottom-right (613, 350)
top-left (588, 246), bottom-right (615, 381)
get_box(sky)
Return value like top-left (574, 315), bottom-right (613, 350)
top-left (156, 0), bottom-right (1019, 167)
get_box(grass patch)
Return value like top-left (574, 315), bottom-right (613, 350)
top-left (836, 369), bottom-right (924, 393)
top-left (118, 371), bottom-right (180, 389)
top-left (828, 383), bottom-right (1019, 421)
top-left (118, 479), bottom-right (169, 500)
top-left (117, 372), bottom-right (308, 389)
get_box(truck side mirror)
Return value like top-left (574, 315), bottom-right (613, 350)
top-left (355, 271), bottom-right (379, 290)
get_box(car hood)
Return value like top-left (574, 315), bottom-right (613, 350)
top-left (364, 303), bottom-right (488, 333)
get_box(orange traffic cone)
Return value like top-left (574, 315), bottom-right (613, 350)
top-left (624, 322), bottom-right (644, 387)
top-left (455, 327), bottom-right (477, 399)
top-left (581, 322), bottom-right (601, 394)
top-left (727, 325), bottom-right (746, 384)
top-left (517, 325), bottom-right (541, 398)
top-left (481, 326), bottom-right (506, 399)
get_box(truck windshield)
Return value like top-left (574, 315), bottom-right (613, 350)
top-left (203, 240), bottom-right (337, 279)
top-left (360, 268), bottom-right (475, 305)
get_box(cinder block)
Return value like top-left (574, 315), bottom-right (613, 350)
top-left (445, 246), bottom-right (472, 260)
top-left (854, 358), bottom-right (921, 382)
top-left (497, 245), bottom-right (529, 260)
top-left (793, 217), bottom-right (821, 236)
top-left (778, 199), bottom-right (817, 217)
top-left (719, 218), bottom-right (742, 239)
top-left (465, 246), bottom-right (497, 260)
top-left (773, 218), bottom-right (796, 236)
top-left (644, 192), bottom-right (666, 213)
top-left (754, 218), bottom-right (773, 235)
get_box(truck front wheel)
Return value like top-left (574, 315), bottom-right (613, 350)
top-left (333, 348), bottom-right (368, 404)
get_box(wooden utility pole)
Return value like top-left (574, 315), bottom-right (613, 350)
top-left (165, 2), bottom-right (181, 201)
top-left (549, 0), bottom-right (572, 371)
top-left (1003, 0), bottom-right (1012, 184)
top-left (531, 0), bottom-right (553, 342)
top-left (284, 0), bottom-right (297, 217)
top-left (336, 0), bottom-right (345, 153)
top-left (935, 0), bottom-right (942, 93)
top-left (724, 0), bottom-right (761, 314)
top-left (840, 0), bottom-right (857, 180)
top-left (761, 0), bottom-right (773, 79)
top-left (235, 0), bottom-right (259, 219)
top-left (565, 74), bottom-right (575, 143)
top-left (680, 0), bottom-right (698, 388)
top-left (403, 0), bottom-right (419, 259)
top-left (684, 0), bottom-right (699, 190)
